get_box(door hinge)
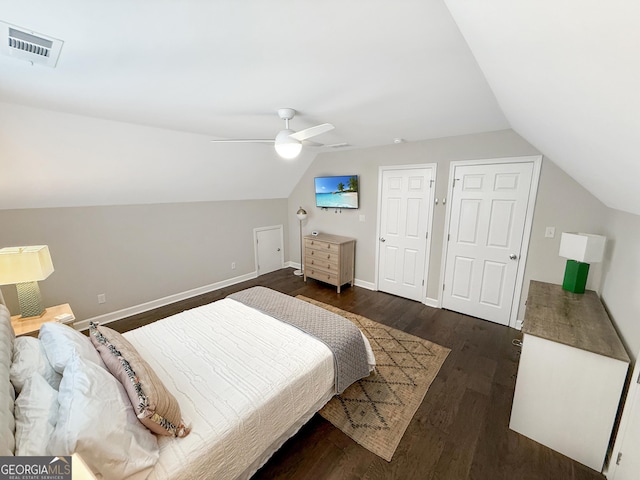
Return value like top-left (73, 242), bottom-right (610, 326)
top-left (447, 233), bottom-right (450, 241)
top-left (443, 283), bottom-right (445, 291)
top-left (422, 279), bottom-right (424, 286)
top-left (453, 178), bottom-right (460, 188)
top-left (429, 179), bottom-right (434, 188)
top-left (616, 452), bottom-right (622, 465)
top-left (426, 232), bottom-right (429, 239)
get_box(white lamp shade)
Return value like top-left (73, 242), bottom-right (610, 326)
top-left (559, 233), bottom-right (606, 263)
top-left (274, 129), bottom-right (302, 159)
top-left (0, 245), bottom-right (54, 285)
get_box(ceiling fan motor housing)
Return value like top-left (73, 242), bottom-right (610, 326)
top-left (277, 108), bottom-right (296, 121)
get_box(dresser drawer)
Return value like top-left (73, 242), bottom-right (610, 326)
top-left (306, 268), bottom-right (338, 286)
top-left (305, 256), bottom-right (338, 273)
top-left (304, 238), bottom-right (337, 253)
top-left (306, 249), bottom-right (339, 264)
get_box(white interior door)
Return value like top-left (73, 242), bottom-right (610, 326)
top-left (255, 225), bottom-right (284, 276)
top-left (442, 162), bottom-right (534, 325)
top-left (608, 353), bottom-right (640, 480)
top-left (377, 167), bottom-right (434, 302)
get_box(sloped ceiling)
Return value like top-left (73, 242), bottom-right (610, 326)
top-left (0, 0), bottom-right (507, 208)
top-left (444, 0), bottom-right (640, 216)
top-left (2, 2), bottom-right (635, 215)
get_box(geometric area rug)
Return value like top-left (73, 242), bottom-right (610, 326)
top-left (296, 296), bottom-right (451, 462)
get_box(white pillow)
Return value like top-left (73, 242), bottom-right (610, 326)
top-left (0, 303), bottom-right (16, 456)
top-left (49, 352), bottom-right (159, 480)
top-left (10, 337), bottom-right (62, 393)
top-left (39, 322), bottom-right (105, 373)
top-left (14, 373), bottom-right (59, 456)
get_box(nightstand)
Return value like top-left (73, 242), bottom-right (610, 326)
top-left (10, 303), bottom-right (75, 336)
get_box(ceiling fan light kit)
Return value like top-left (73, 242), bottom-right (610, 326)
top-left (210, 108), bottom-right (335, 160)
top-left (274, 128), bottom-right (302, 159)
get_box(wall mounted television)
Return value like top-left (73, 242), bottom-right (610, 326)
top-left (314, 175), bottom-right (359, 209)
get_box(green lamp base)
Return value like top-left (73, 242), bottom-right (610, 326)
top-left (562, 260), bottom-right (590, 294)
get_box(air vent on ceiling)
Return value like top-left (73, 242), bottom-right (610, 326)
top-left (0, 21), bottom-right (63, 67)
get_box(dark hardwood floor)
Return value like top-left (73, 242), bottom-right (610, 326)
top-left (109, 268), bottom-right (606, 480)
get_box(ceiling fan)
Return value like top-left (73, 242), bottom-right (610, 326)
top-left (210, 108), bottom-right (335, 159)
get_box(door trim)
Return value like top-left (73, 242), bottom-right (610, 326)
top-left (607, 349), bottom-right (640, 479)
top-left (437, 155), bottom-right (542, 328)
top-left (253, 225), bottom-right (284, 275)
top-left (374, 163), bottom-right (437, 303)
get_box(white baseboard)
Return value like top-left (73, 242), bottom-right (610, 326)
top-left (75, 271), bottom-right (258, 331)
top-left (424, 297), bottom-right (439, 308)
top-left (286, 261), bottom-right (301, 270)
top-left (515, 319), bottom-right (524, 331)
top-left (353, 279), bottom-right (375, 291)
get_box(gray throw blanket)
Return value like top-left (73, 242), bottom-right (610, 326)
top-left (228, 287), bottom-right (370, 394)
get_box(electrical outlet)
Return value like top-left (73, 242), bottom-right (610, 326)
top-left (97, 293), bottom-right (106, 304)
top-left (545, 227), bottom-right (556, 238)
top-left (231, 262), bottom-right (236, 270)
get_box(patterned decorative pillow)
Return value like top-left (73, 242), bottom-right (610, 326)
top-left (89, 323), bottom-right (190, 437)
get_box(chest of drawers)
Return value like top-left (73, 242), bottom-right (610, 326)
top-left (303, 234), bottom-right (355, 293)
top-left (509, 280), bottom-right (629, 471)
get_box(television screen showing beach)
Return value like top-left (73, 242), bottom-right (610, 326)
top-left (314, 175), bottom-right (359, 209)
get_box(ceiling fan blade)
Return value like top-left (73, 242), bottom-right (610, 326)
top-left (289, 123), bottom-right (334, 141)
top-left (301, 140), bottom-right (323, 147)
top-left (210, 139), bottom-right (274, 143)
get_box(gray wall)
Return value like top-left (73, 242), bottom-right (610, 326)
top-left (287, 129), bottom-right (615, 326)
top-left (0, 199), bottom-right (288, 320)
top-left (601, 210), bottom-right (640, 360)
top-left (287, 129), bottom-right (540, 300)
top-left (519, 159), bottom-right (609, 318)
top-left (2, 127), bottom-right (638, 362)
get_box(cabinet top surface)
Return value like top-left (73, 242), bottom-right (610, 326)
top-left (304, 233), bottom-right (355, 244)
top-left (11, 303), bottom-right (75, 336)
top-left (523, 281), bottom-right (629, 362)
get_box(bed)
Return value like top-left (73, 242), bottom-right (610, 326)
top-left (0, 286), bottom-right (375, 480)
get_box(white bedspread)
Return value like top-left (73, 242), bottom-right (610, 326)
top-left (123, 298), bottom-right (335, 480)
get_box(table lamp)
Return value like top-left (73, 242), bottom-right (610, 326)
top-left (0, 245), bottom-right (54, 317)
top-left (559, 233), bottom-right (606, 294)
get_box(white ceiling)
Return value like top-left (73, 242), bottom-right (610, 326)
top-left (444, 0), bottom-right (640, 215)
top-left (0, 1), bottom-right (637, 214)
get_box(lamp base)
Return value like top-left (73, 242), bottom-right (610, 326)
top-left (16, 281), bottom-right (46, 318)
top-left (562, 260), bottom-right (590, 294)
top-left (293, 269), bottom-right (303, 277)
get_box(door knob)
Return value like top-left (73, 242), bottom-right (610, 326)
top-left (509, 253), bottom-right (518, 260)
top-left (380, 237), bottom-right (386, 242)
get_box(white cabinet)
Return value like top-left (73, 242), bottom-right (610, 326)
top-left (510, 281), bottom-right (629, 472)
